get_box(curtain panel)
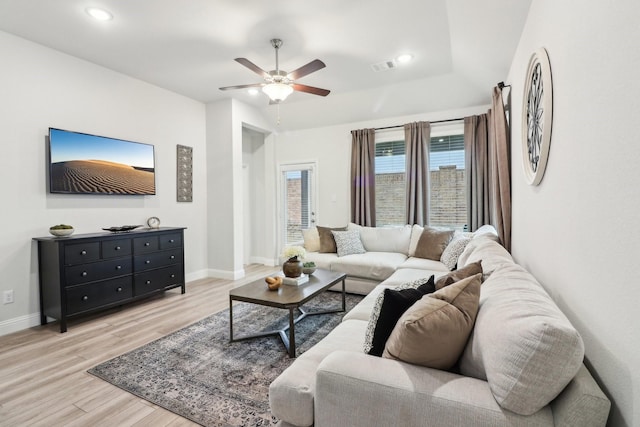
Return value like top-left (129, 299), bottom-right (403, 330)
top-left (464, 87), bottom-right (512, 250)
top-left (404, 121), bottom-right (431, 226)
top-left (350, 128), bottom-right (376, 226)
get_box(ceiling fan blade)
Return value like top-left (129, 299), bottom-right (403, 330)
top-left (219, 83), bottom-right (264, 91)
top-left (292, 84), bottom-right (331, 97)
top-left (287, 59), bottom-right (326, 80)
top-left (235, 58), bottom-right (269, 78)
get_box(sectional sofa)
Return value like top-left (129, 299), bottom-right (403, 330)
top-left (269, 224), bottom-right (610, 427)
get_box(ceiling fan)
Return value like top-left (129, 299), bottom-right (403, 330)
top-left (219, 38), bottom-right (330, 103)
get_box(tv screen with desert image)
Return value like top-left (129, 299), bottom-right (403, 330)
top-left (48, 128), bottom-right (156, 195)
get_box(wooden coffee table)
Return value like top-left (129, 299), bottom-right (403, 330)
top-left (229, 268), bottom-right (347, 358)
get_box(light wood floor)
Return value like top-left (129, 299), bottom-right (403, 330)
top-left (0, 264), bottom-right (275, 427)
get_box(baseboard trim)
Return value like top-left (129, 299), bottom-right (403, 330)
top-left (186, 269), bottom-right (209, 283)
top-left (207, 268), bottom-right (245, 280)
top-left (250, 257), bottom-right (277, 267)
top-left (0, 312), bottom-right (42, 337)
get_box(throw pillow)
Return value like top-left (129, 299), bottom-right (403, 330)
top-left (440, 234), bottom-right (472, 270)
top-left (331, 230), bottom-right (366, 257)
top-left (301, 227), bottom-right (320, 252)
top-left (414, 227), bottom-right (455, 260)
top-left (382, 273), bottom-right (482, 370)
top-left (435, 260), bottom-right (483, 290)
top-left (317, 225), bottom-right (347, 253)
top-left (363, 276), bottom-right (435, 356)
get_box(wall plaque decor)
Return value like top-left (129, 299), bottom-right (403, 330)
top-left (521, 47), bottom-right (553, 186)
top-left (177, 145), bottom-right (193, 202)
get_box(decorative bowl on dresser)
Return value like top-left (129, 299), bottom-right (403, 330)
top-left (33, 227), bottom-right (186, 332)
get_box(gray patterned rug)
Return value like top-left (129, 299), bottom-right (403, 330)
top-left (88, 291), bottom-right (363, 427)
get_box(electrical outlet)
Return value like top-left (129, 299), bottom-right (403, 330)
top-left (3, 290), bottom-right (14, 304)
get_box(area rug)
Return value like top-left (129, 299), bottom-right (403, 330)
top-left (88, 291), bottom-right (363, 427)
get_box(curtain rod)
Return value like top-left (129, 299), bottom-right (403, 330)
top-left (375, 117), bottom-right (463, 131)
top-left (376, 82), bottom-right (511, 132)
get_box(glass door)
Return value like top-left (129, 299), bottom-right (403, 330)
top-left (280, 163), bottom-right (317, 247)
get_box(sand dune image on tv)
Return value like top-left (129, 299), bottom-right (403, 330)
top-left (50, 159), bottom-right (155, 195)
top-left (48, 128), bottom-right (156, 195)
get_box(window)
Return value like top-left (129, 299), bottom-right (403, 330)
top-left (374, 123), bottom-right (466, 229)
top-left (374, 139), bottom-right (406, 226)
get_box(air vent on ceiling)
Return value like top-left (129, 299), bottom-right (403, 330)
top-left (371, 60), bottom-right (398, 72)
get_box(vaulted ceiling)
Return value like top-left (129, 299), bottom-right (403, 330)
top-left (0, 0), bottom-right (531, 130)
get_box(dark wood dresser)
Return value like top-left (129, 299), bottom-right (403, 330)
top-left (33, 227), bottom-right (186, 332)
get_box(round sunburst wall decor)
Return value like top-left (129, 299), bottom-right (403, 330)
top-left (522, 47), bottom-right (553, 185)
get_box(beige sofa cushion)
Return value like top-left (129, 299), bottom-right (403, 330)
top-left (348, 223), bottom-right (412, 254)
top-left (434, 260), bottom-right (483, 290)
top-left (414, 227), bottom-right (455, 260)
top-left (269, 320), bottom-right (368, 427)
top-left (317, 225), bottom-right (347, 253)
top-left (459, 262), bottom-right (585, 416)
top-left (383, 274), bottom-right (481, 370)
top-left (330, 252), bottom-right (407, 281)
top-left (301, 227), bottom-right (320, 252)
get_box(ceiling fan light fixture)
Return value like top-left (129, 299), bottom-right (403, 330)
top-left (262, 83), bottom-right (294, 102)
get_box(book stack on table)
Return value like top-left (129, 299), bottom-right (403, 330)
top-left (281, 273), bottom-right (309, 286)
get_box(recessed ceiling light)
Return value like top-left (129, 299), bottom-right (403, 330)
top-left (86, 7), bottom-right (113, 21)
top-left (396, 53), bottom-right (414, 64)
top-left (248, 88), bottom-right (259, 96)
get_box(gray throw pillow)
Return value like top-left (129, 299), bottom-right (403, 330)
top-left (331, 230), bottom-right (366, 257)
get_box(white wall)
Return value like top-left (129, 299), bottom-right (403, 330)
top-left (205, 99), bottom-right (274, 278)
top-left (0, 31), bottom-right (209, 335)
top-left (508, 2), bottom-right (640, 425)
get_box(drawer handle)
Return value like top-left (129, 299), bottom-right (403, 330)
top-left (144, 242), bottom-right (150, 247)
top-left (145, 260), bottom-right (151, 264)
top-left (81, 271), bottom-right (88, 277)
top-left (116, 265), bottom-right (122, 270)
top-left (82, 296), bottom-right (88, 301)
top-left (170, 255), bottom-right (175, 260)
top-left (81, 250), bottom-right (87, 255)
top-left (146, 280), bottom-right (151, 285)
top-left (115, 246), bottom-right (121, 250)
top-left (169, 239), bottom-right (175, 243)
top-left (170, 274), bottom-right (176, 278)
top-left (117, 287), bottom-right (123, 292)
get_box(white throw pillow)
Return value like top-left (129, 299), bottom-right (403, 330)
top-left (301, 227), bottom-right (320, 252)
top-left (331, 230), bottom-right (366, 257)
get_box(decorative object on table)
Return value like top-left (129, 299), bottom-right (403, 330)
top-left (101, 225), bottom-right (142, 233)
top-left (282, 245), bottom-right (306, 278)
top-left (87, 292), bottom-right (363, 427)
top-left (49, 224), bottom-right (74, 237)
top-left (146, 216), bottom-right (160, 229)
top-left (177, 144), bottom-right (193, 202)
top-left (302, 261), bottom-right (316, 275)
top-left (265, 276), bottom-right (283, 291)
top-left (282, 273), bottom-right (308, 286)
top-left (522, 47), bottom-right (553, 186)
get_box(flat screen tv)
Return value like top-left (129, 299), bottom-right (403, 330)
top-left (48, 128), bottom-right (156, 195)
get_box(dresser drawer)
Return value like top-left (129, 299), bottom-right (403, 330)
top-left (65, 257), bottom-right (132, 286)
top-left (134, 264), bottom-right (183, 295)
top-left (134, 248), bottom-right (182, 272)
top-left (133, 236), bottom-right (159, 254)
top-left (64, 242), bottom-right (100, 265)
top-left (66, 276), bottom-right (133, 314)
top-left (160, 233), bottom-right (182, 250)
top-left (102, 238), bottom-right (132, 259)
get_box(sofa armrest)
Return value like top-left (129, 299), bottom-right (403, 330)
top-left (315, 351), bottom-right (553, 427)
top-left (550, 364), bottom-right (611, 427)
